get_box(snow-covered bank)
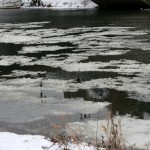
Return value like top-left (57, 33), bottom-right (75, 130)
top-left (0, 115), bottom-right (150, 150)
top-left (22, 0), bottom-right (97, 8)
top-left (0, 133), bottom-right (51, 150)
top-left (0, 132), bottom-right (97, 150)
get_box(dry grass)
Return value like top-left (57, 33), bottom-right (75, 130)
top-left (49, 116), bottom-right (81, 150)
top-left (101, 110), bottom-right (127, 150)
top-left (49, 110), bottom-right (129, 150)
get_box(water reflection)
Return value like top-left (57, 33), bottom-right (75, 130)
top-left (64, 88), bottom-right (150, 119)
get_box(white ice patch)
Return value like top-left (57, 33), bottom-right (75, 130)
top-left (20, 45), bottom-right (72, 54)
top-left (0, 56), bottom-right (33, 66)
top-left (98, 50), bottom-right (130, 55)
top-left (0, 34), bottom-right (40, 44)
top-left (0, 22), bottom-right (50, 44)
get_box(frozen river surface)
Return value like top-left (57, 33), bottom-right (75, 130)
top-left (0, 8), bottom-right (150, 146)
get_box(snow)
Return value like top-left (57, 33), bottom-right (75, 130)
top-left (0, 132), bottom-right (99, 150)
top-left (0, 115), bottom-right (149, 150)
top-left (0, 132), bottom-right (51, 150)
top-left (22, 0), bottom-right (97, 8)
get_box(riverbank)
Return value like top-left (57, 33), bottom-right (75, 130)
top-left (0, 115), bottom-right (150, 150)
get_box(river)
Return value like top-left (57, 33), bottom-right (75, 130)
top-left (0, 8), bottom-right (150, 139)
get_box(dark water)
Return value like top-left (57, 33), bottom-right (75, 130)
top-left (0, 8), bottom-right (150, 136)
top-left (0, 8), bottom-right (150, 28)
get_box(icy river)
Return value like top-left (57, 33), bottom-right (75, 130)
top-left (0, 8), bottom-right (150, 148)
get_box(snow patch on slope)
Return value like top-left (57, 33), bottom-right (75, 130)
top-left (22, 0), bottom-right (97, 8)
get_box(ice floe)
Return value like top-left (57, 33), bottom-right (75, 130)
top-left (20, 45), bottom-right (73, 54)
top-left (0, 35), bottom-right (40, 44)
top-left (0, 56), bottom-right (33, 66)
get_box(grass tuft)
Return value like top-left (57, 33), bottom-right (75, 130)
top-left (48, 110), bottom-right (133, 150)
top-left (101, 110), bottom-right (127, 150)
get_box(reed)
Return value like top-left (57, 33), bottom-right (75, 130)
top-left (101, 110), bottom-right (127, 150)
top-left (48, 110), bottom-right (129, 150)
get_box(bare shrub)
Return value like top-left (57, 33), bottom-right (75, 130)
top-left (101, 110), bottom-right (127, 150)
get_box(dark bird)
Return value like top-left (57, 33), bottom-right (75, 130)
top-left (77, 77), bottom-right (81, 83)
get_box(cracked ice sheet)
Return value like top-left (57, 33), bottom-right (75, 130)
top-left (0, 70), bottom-right (149, 103)
top-left (29, 57), bottom-right (150, 74)
top-left (0, 98), bottom-right (108, 123)
top-left (0, 26), bottom-right (147, 53)
top-left (0, 25), bottom-right (148, 47)
top-left (0, 78), bottom-right (109, 123)
top-left (0, 25), bottom-right (149, 56)
top-left (0, 59), bottom-right (149, 102)
top-left (0, 78), bottom-right (77, 102)
top-left (66, 115), bottom-right (150, 149)
top-left (0, 22), bottom-right (50, 44)
top-left (0, 23), bottom-right (149, 102)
